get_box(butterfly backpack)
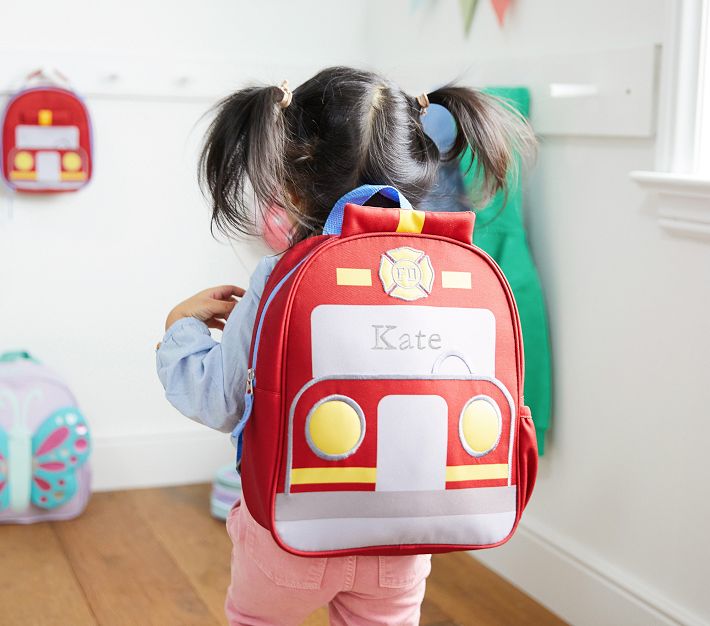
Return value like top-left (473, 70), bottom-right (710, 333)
top-left (0, 351), bottom-right (91, 523)
top-left (232, 184), bottom-right (539, 557)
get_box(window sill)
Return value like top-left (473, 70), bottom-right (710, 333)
top-left (630, 171), bottom-right (710, 241)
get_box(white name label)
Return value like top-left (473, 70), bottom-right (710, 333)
top-left (311, 305), bottom-right (496, 377)
top-left (16, 125), bottom-right (79, 150)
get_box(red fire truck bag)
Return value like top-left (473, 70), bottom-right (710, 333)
top-left (1, 83), bottom-right (92, 193)
top-left (232, 184), bottom-right (538, 557)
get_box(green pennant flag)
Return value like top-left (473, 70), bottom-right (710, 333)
top-left (459, 0), bottom-right (480, 35)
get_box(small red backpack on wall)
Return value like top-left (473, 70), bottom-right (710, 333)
top-left (232, 185), bottom-right (539, 557)
top-left (1, 70), bottom-right (92, 193)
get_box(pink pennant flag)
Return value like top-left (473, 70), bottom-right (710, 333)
top-left (491, 0), bottom-right (512, 26)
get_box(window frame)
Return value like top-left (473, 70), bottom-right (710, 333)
top-left (631, 0), bottom-right (710, 240)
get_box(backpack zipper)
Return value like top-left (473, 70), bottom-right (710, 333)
top-left (230, 254), bottom-right (314, 462)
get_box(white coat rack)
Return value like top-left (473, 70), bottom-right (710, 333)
top-left (0, 45), bottom-right (659, 138)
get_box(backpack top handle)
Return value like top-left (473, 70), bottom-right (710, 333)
top-left (340, 203), bottom-right (475, 244)
top-left (323, 185), bottom-right (412, 235)
top-left (324, 184), bottom-right (475, 243)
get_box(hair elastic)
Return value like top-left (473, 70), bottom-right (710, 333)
top-left (416, 92), bottom-right (430, 116)
top-left (278, 80), bottom-right (293, 109)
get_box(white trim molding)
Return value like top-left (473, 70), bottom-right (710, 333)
top-left (630, 171), bottom-right (710, 240)
top-left (632, 0), bottom-right (710, 241)
top-left (473, 519), bottom-right (706, 626)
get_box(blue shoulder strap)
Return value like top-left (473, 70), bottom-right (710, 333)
top-left (323, 185), bottom-right (412, 235)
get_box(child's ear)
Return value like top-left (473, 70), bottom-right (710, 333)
top-left (285, 185), bottom-right (301, 212)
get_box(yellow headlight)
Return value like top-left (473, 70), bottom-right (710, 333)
top-left (14, 151), bottom-right (34, 171)
top-left (306, 396), bottom-right (365, 460)
top-left (459, 396), bottom-right (502, 457)
top-left (62, 152), bottom-right (82, 172)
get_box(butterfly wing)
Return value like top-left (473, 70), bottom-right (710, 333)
top-left (0, 425), bottom-right (8, 510)
top-left (31, 407), bottom-right (91, 510)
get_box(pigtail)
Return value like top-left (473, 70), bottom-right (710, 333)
top-left (427, 86), bottom-right (537, 203)
top-left (199, 85), bottom-right (291, 238)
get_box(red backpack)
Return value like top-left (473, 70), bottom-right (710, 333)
top-left (1, 71), bottom-right (92, 193)
top-left (233, 185), bottom-right (538, 557)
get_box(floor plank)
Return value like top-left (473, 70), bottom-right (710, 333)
top-left (420, 596), bottom-right (459, 626)
top-left (0, 484), bottom-right (566, 626)
top-left (425, 551), bottom-right (566, 626)
top-left (300, 607), bottom-right (329, 625)
top-left (129, 484), bottom-right (233, 624)
top-left (0, 522), bottom-right (96, 626)
top-left (52, 490), bottom-right (219, 626)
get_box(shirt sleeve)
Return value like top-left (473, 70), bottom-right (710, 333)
top-left (156, 255), bottom-right (279, 433)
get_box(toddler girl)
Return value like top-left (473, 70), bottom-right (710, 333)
top-left (157, 66), bottom-right (534, 626)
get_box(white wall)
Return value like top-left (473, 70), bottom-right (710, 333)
top-left (364, 1), bottom-right (709, 625)
top-left (0, 0), bottom-right (372, 490)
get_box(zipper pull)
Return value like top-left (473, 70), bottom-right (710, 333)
top-left (232, 369), bottom-right (256, 469)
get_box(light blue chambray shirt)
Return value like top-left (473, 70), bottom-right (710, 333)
top-left (156, 255), bottom-right (280, 433)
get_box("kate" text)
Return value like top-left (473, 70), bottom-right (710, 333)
top-left (371, 325), bottom-right (442, 351)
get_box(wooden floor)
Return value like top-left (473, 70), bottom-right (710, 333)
top-left (0, 484), bottom-right (565, 626)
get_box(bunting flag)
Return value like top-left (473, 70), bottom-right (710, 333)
top-left (414, 0), bottom-right (510, 32)
top-left (459, 0), bottom-right (480, 35)
top-left (491, 0), bottom-right (512, 26)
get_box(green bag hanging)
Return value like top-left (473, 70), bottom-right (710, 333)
top-left (460, 87), bottom-right (552, 454)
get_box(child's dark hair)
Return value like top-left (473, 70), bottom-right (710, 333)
top-left (200, 66), bottom-right (536, 243)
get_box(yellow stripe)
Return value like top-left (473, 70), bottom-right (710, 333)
top-left (446, 464), bottom-right (509, 482)
top-left (396, 209), bottom-right (425, 233)
top-left (60, 172), bottom-right (88, 181)
top-left (441, 271), bottom-right (472, 289)
top-left (291, 464), bottom-right (508, 486)
top-left (291, 467), bottom-right (377, 485)
top-left (38, 109), bottom-right (53, 126)
top-left (336, 268), bottom-right (372, 286)
top-left (9, 171), bottom-right (37, 180)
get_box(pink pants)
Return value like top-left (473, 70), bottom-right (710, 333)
top-left (225, 500), bottom-right (431, 626)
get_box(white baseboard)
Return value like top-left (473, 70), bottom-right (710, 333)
top-left (90, 429), bottom-right (235, 492)
top-left (473, 519), bottom-right (704, 626)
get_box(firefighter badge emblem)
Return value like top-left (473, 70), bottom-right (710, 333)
top-left (379, 246), bottom-right (434, 301)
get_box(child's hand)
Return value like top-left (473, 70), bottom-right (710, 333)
top-left (165, 285), bottom-right (245, 331)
